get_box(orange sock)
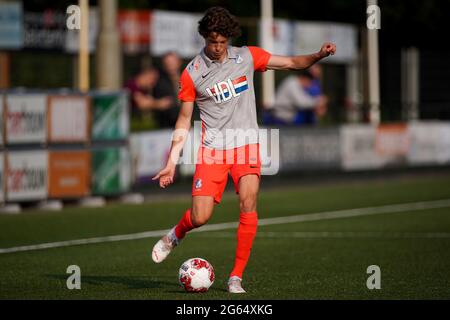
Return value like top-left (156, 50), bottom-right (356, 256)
top-left (230, 212), bottom-right (258, 279)
top-left (174, 209), bottom-right (194, 239)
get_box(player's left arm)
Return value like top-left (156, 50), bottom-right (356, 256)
top-left (267, 42), bottom-right (336, 71)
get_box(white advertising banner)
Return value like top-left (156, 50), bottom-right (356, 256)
top-left (273, 19), bottom-right (294, 56)
top-left (5, 94), bottom-right (47, 144)
top-left (437, 123), bottom-right (450, 164)
top-left (293, 22), bottom-right (357, 64)
top-left (260, 19), bottom-right (293, 56)
top-left (151, 10), bottom-right (204, 58)
top-left (6, 151), bottom-right (48, 201)
top-left (48, 96), bottom-right (90, 143)
top-left (130, 130), bottom-right (173, 183)
top-left (408, 122), bottom-right (450, 165)
top-left (341, 124), bottom-right (412, 171)
top-left (340, 125), bottom-right (383, 171)
top-left (408, 122), bottom-right (440, 165)
top-left (280, 127), bottom-right (340, 171)
top-left (120, 147), bottom-right (132, 192)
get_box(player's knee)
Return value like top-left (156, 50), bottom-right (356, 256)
top-left (191, 215), bottom-right (210, 227)
top-left (239, 196), bottom-right (257, 213)
top-left (190, 209), bottom-right (211, 227)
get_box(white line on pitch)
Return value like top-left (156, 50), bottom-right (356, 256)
top-left (1, 198), bottom-right (450, 255)
top-left (191, 231), bottom-right (450, 239)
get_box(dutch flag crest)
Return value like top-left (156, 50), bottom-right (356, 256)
top-left (231, 76), bottom-right (249, 94)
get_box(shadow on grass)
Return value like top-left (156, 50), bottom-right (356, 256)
top-left (46, 274), bottom-right (178, 290)
top-left (46, 274), bottom-right (227, 293)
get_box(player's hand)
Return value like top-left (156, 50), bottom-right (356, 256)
top-left (318, 42), bottom-right (336, 58)
top-left (152, 165), bottom-right (175, 188)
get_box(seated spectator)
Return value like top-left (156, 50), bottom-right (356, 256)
top-left (306, 64), bottom-right (323, 97)
top-left (153, 52), bottom-right (183, 128)
top-left (265, 68), bottom-right (328, 126)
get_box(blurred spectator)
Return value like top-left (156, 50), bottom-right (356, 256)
top-left (306, 64), bottom-right (323, 97)
top-left (264, 68), bottom-right (328, 126)
top-left (153, 52), bottom-right (183, 128)
top-left (124, 67), bottom-right (173, 119)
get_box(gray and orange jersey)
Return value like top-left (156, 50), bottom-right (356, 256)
top-left (178, 46), bottom-right (271, 150)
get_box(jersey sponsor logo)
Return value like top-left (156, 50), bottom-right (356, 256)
top-left (206, 76), bottom-right (249, 104)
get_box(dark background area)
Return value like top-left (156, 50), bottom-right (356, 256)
top-left (9, 0), bottom-right (450, 123)
top-left (23, 0), bottom-right (449, 48)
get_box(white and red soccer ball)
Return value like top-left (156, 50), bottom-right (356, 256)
top-left (178, 258), bottom-right (215, 293)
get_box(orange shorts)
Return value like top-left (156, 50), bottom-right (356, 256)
top-left (192, 143), bottom-right (261, 204)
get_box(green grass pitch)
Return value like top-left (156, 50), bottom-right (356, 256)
top-left (1, 173), bottom-right (450, 299)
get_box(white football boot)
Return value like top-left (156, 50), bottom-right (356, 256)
top-left (227, 276), bottom-right (246, 294)
top-left (152, 227), bottom-right (180, 263)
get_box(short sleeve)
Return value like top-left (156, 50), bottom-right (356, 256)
top-left (248, 46), bottom-right (272, 72)
top-left (178, 69), bottom-right (196, 102)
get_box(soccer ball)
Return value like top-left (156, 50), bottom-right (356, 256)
top-left (178, 258), bottom-right (215, 293)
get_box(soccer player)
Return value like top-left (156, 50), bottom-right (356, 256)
top-left (151, 6), bottom-right (336, 293)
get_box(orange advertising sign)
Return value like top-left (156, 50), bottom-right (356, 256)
top-left (48, 151), bottom-right (91, 198)
top-left (375, 124), bottom-right (410, 157)
top-left (118, 10), bottom-right (151, 54)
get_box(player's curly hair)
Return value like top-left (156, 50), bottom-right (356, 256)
top-left (198, 7), bottom-right (242, 39)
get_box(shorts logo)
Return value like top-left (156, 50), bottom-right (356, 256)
top-left (195, 178), bottom-right (202, 190)
top-left (206, 76), bottom-right (248, 104)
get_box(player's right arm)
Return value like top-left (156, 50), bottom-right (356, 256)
top-left (152, 101), bottom-right (194, 188)
top-left (152, 67), bottom-right (197, 188)
top-left (267, 43), bottom-right (336, 71)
